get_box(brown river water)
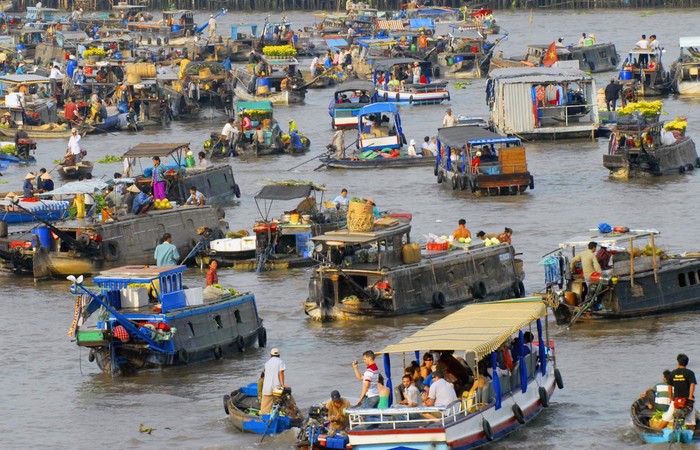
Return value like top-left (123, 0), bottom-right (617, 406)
top-left (3, 8), bottom-right (700, 449)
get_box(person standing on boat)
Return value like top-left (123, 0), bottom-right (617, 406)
top-left (452, 219), bottom-right (471, 240)
top-left (658, 354), bottom-right (697, 430)
top-left (649, 35), bottom-right (660, 50)
top-left (261, 348), bottom-right (286, 414)
top-left (49, 63), bottom-right (63, 99)
top-left (442, 108), bottom-right (457, 127)
top-left (64, 128), bottom-right (82, 166)
top-left (207, 14), bottom-right (216, 39)
top-left (635, 34), bottom-right (649, 66)
top-left (221, 117), bottom-right (236, 150)
top-left (578, 33), bottom-right (586, 46)
top-left (325, 390), bottom-right (351, 433)
top-left (151, 156), bottom-right (166, 201)
top-left (570, 241), bottom-right (602, 278)
top-left (206, 260), bottom-right (218, 286)
top-left (418, 31), bottom-right (429, 55)
top-left (353, 350), bottom-right (380, 408)
top-left (154, 233), bottom-right (179, 266)
top-left (411, 62), bottom-right (421, 84)
top-left (604, 78), bottom-right (621, 112)
top-left (422, 369), bottom-right (457, 407)
top-left (22, 172), bottom-right (34, 198)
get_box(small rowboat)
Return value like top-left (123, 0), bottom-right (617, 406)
top-left (631, 396), bottom-right (700, 444)
top-left (224, 383), bottom-right (304, 435)
top-left (57, 161), bottom-right (94, 180)
top-left (320, 155), bottom-right (436, 169)
top-left (0, 124), bottom-right (73, 139)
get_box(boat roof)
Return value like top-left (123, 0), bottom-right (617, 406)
top-left (489, 67), bottom-right (592, 83)
top-left (325, 36), bottom-right (349, 51)
top-left (438, 125), bottom-right (520, 148)
top-left (0, 74), bottom-right (50, 84)
top-left (380, 298), bottom-right (547, 360)
top-left (372, 57), bottom-right (426, 72)
top-left (255, 183), bottom-right (325, 201)
top-left (357, 37), bottom-right (398, 47)
top-left (409, 18), bottom-right (435, 30)
top-left (679, 37), bottom-right (700, 48)
top-left (94, 264), bottom-right (185, 281)
top-left (335, 80), bottom-right (376, 94)
top-left (359, 102), bottom-right (399, 116)
top-left (238, 100), bottom-right (272, 112)
top-left (628, 48), bottom-right (659, 55)
top-left (123, 143), bottom-right (189, 158)
top-left (558, 228), bottom-right (660, 249)
top-left (313, 222), bottom-right (411, 245)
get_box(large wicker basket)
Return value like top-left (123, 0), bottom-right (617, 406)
top-left (346, 202), bottom-right (373, 232)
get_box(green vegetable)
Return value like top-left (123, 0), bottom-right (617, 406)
top-left (97, 155), bottom-right (124, 163)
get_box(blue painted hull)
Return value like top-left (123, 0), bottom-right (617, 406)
top-left (0, 207), bottom-right (68, 224)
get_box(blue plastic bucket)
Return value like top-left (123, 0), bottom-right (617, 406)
top-left (32, 226), bottom-right (52, 249)
top-left (118, 102), bottom-right (129, 114)
top-left (454, 55), bottom-right (464, 63)
top-left (171, 24), bottom-right (181, 32)
top-left (257, 77), bottom-right (270, 87)
top-left (620, 69), bottom-right (632, 80)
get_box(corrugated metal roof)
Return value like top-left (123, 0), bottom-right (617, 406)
top-left (489, 67), bottom-right (591, 83)
top-left (0, 74), bottom-right (50, 84)
top-left (379, 298), bottom-right (547, 359)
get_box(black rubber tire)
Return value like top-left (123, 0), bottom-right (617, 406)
top-left (214, 345), bottom-right (223, 360)
top-left (258, 327), bottom-right (267, 348)
top-left (236, 335), bottom-right (246, 352)
top-left (437, 171), bottom-right (444, 184)
top-left (472, 281), bottom-right (487, 299)
top-left (529, 175), bottom-right (535, 190)
top-left (512, 404), bottom-right (525, 424)
top-left (459, 176), bottom-right (467, 191)
top-left (451, 175), bottom-right (459, 190)
top-left (680, 165), bottom-right (686, 174)
top-left (555, 368), bottom-right (564, 389)
top-left (483, 419), bottom-right (493, 441)
top-left (513, 280), bottom-right (525, 298)
top-left (102, 241), bottom-right (120, 262)
top-left (223, 394), bottom-right (231, 414)
top-left (539, 386), bottom-right (549, 407)
top-left (215, 206), bottom-right (225, 219)
top-left (383, 92), bottom-right (388, 101)
top-left (432, 291), bottom-right (446, 309)
top-left (88, 349), bottom-right (96, 362)
top-left (687, 164), bottom-right (694, 172)
top-left (695, 158), bottom-right (700, 168)
top-left (395, 93), bottom-right (400, 102)
top-left (409, 95), bottom-right (413, 104)
top-left (588, 61), bottom-right (595, 72)
top-left (233, 184), bottom-right (241, 198)
top-left (177, 348), bottom-right (189, 364)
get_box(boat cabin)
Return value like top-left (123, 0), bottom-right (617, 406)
top-left (236, 100), bottom-right (282, 146)
top-left (24, 7), bottom-right (63, 24)
top-left (618, 48), bottom-right (669, 97)
top-left (436, 125), bottom-right (533, 195)
top-left (0, 74), bottom-right (57, 126)
top-left (487, 67), bottom-right (599, 139)
top-left (328, 81), bottom-right (377, 129)
top-left (357, 102), bottom-right (405, 151)
top-left (673, 37), bottom-right (700, 96)
top-left (373, 57), bottom-right (449, 105)
top-left (122, 142), bottom-right (240, 205)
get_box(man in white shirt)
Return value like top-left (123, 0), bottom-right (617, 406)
top-left (65, 128), bottom-right (82, 165)
top-left (442, 108), bottom-right (457, 128)
top-left (310, 53), bottom-right (320, 77)
top-left (332, 188), bottom-right (349, 208)
top-left (424, 369), bottom-right (458, 407)
top-left (347, 26), bottom-right (356, 45)
top-left (49, 63), bottom-right (63, 99)
top-left (635, 34), bottom-right (649, 49)
top-left (208, 14), bottom-right (216, 38)
top-left (353, 350), bottom-right (380, 408)
top-left (261, 348), bottom-right (286, 414)
top-left (398, 374), bottom-right (421, 407)
top-left (221, 117), bottom-right (236, 147)
top-left (649, 34), bottom-right (660, 50)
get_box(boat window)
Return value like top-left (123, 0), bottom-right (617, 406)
top-left (187, 321), bottom-right (195, 336)
top-left (679, 273), bottom-right (688, 288)
top-left (234, 310), bottom-right (242, 324)
top-left (689, 271), bottom-right (697, 286)
top-left (214, 314), bottom-right (223, 329)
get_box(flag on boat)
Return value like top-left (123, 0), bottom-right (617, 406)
top-left (543, 42), bottom-right (558, 67)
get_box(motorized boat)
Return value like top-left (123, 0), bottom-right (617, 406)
top-left (435, 125), bottom-right (534, 195)
top-left (57, 160), bottom-right (94, 180)
top-left (373, 57), bottom-right (450, 105)
top-left (631, 392), bottom-right (700, 444)
top-left (232, 56), bottom-right (307, 105)
top-left (328, 81), bottom-right (377, 130)
top-left (543, 227), bottom-right (700, 326)
top-left (489, 42), bottom-right (619, 75)
top-left (341, 298), bottom-right (562, 449)
top-left (224, 383), bottom-right (304, 436)
top-left (69, 265), bottom-right (265, 376)
top-left (618, 47), bottom-right (672, 99)
top-left (671, 37), bottom-right (700, 95)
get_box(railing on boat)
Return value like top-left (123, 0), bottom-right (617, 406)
top-left (535, 102), bottom-right (595, 128)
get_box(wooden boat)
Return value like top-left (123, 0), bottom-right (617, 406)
top-left (320, 154), bottom-right (435, 169)
top-left (618, 48), bottom-right (672, 98)
top-left (435, 126), bottom-right (534, 195)
top-left (182, 61), bottom-right (233, 108)
top-left (489, 42), bottom-right (619, 75)
top-left (631, 394), bottom-right (700, 444)
top-left (328, 81), bottom-right (377, 130)
top-left (232, 57), bottom-right (307, 106)
top-left (0, 198), bottom-right (69, 224)
top-left (544, 228), bottom-right (700, 326)
top-left (227, 24), bottom-right (259, 61)
top-left (374, 58), bottom-right (450, 105)
top-left (436, 25), bottom-right (501, 79)
top-left (487, 67), bottom-right (600, 140)
top-left (0, 124), bottom-right (71, 139)
top-left (57, 161), bottom-right (94, 180)
top-left (604, 112), bottom-right (698, 177)
top-left (671, 37), bottom-right (700, 96)
top-left (70, 265), bottom-right (265, 376)
top-left (342, 298), bottom-right (562, 449)
top-left (232, 101), bottom-right (285, 157)
top-left (303, 215), bottom-right (524, 320)
top-left (224, 383), bottom-right (304, 435)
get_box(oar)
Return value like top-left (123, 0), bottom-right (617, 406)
top-left (298, 66), bottom-right (338, 90)
top-left (260, 402), bottom-right (281, 443)
top-left (287, 153), bottom-right (324, 171)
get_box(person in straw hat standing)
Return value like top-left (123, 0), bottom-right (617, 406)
top-left (65, 127), bottom-right (82, 166)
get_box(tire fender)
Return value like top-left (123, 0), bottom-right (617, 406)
top-left (554, 368), bottom-right (564, 389)
top-left (472, 280), bottom-right (487, 299)
top-left (236, 335), bottom-right (246, 352)
top-left (433, 164), bottom-right (438, 176)
top-left (482, 419), bottom-right (493, 441)
top-left (213, 345), bottom-right (223, 360)
top-left (431, 291), bottom-right (446, 309)
top-left (680, 165), bottom-right (686, 174)
top-left (395, 93), bottom-right (401, 102)
top-left (539, 386), bottom-right (549, 407)
top-left (451, 175), bottom-right (459, 190)
top-left (437, 170), bottom-right (444, 184)
top-left (177, 348), bottom-right (189, 364)
top-left (512, 280), bottom-right (525, 298)
top-left (233, 184), bottom-right (241, 198)
top-left (102, 240), bottom-right (120, 262)
top-left (223, 394), bottom-right (231, 415)
top-left (409, 95), bottom-right (413, 104)
top-left (529, 175), bottom-right (535, 190)
top-left (687, 164), bottom-right (694, 172)
top-left (469, 178), bottom-right (478, 193)
top-left (257, 327), bottom-right (267, 348)
top-left (512, 404), bottom-right (526, 424)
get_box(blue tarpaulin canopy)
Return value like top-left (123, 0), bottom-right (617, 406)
top-left (409, 18), bottom-right (434, 30)
top-left (325, 37), bottom-right (349, 51)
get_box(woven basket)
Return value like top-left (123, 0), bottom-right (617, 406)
top-left (346, 202), bottom-right (373, 232)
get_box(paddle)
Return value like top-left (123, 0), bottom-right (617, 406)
top-left (287, 152), bottom-right (325, 171)
top-left (260, 402), bottom-right (282, 443)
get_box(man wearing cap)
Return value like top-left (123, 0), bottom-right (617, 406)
top-left (442, 108), bottom-right (457, 128)
top-left (325, 390), bottom-right (351, 433)
top-left (555, 37), bottom-right (565, 48)
top-left (261, 348), bottom-right (286, 414)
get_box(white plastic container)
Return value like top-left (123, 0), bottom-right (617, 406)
top-left (6, 92), bottom-right (24, 108)
top-left (184, 287), bottom-right (203, 306)
top-left (120, 287), bottom-right (149, 308)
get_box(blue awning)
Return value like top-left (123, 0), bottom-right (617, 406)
top-left (359, 103), bottom-right (399, 117)
top-left (325, 37), bottom-right (348, 51)
top-left (409, 18), bottom-right (434, 30)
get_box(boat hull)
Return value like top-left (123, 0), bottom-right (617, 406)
top-left (437, 167), bottom-right (532, 196)
top-left (377, 83), bottom-right (450, 105)
top-left (320, 156), bottom-right (436, 169)
top-left (676, 80), bottom-right (700, 96)
top-left (603, 136), bottom-right (698, 177)
top-left (225, 387), bottom-right (304, 434)
top-left (630, 397), bottom-right (700, 444)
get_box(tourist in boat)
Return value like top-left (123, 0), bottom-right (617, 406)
top-left (198, 151), bottom-right (209, 168)
top-left (22, 172), bottom-right (34, 198)
top-left (442, 108), bottom-right (457, 127)
top-left (636, 34), bottom-right (649, 66)
top-left (151, 156), bottom-right (166, 201)
top-left (422, 369), bottom-right (457, 407)
top-left (185, 186), bottom-right (205, 206)
top-left (325, 390), bottom-right (351, 434)
top-left (154, 233), bottom-right (180, 266)
top-left (206, 260), bottom-right (219, 286)
top-left (420, 353), bottom-right (435, 390)
top-left (604, 78), bottom-right (621, 112)
top-left (407, 139), bottom-right (418, 157)
top-left (398, 374), bottom-right (421, 407)
top-left (656, 354), bottom-right (697, 430)
top-left (377, 374), bottom-right (391, 408)
top-left (221, 117), bottom-right (236, 149)
top-left (649, 34), bottom-right (660, 50)
top-left (465, 360), bottom-right (491, 411)
top-left (332, 188), bottom-right (349, 208)
top-left (497, 227), bottom-right (513, 244)
top-left (352, 350), bottom-right (380, 408)
top-left (453, 219), bottom-right (472, 240)
top-left (261, 348), bottom-right (286, 414)
top-left (437, 350), bottom-right (473, 393)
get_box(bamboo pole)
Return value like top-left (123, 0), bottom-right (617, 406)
top-left (629, 237), bottom-right (635, 286)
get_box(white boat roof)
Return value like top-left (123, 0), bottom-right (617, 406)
top-left (679, 37), bottom-right (700, 48)
top-left (489, 67), bottom-right (592, 83)
top-left (558, 228), bottom-right (660, 249)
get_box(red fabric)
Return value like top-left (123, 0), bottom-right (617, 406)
top-left (20, 198), bottom-right (40, 202)
top-left (64, 102), bottom-right (78, 120)
top-left (542, 42), bottom-right (558, 67)
top-left (112, 325), bottom-right (130, 342)
top-left (206, 268), bottom-right (218, 286)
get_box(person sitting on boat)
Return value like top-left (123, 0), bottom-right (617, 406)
top-left (578, 33), bottom-right (587, 46)
top-left (185, 186), bottom-right (205, 207)
top-left (656, 354), bottom-right (697, 430)
top-left (1, 112), bottom-right (14, 128)
top-left (387, 75), bottom-right (401, 92)
top-left (288, 119), bottom-right (298, 134)
top-left (406, 139), bottom-right (418, 157)
top-left (497, 227), bottom-right (513, 245)
top-left (464, 359), bottom-right (491, 412)
top-left (332, 188), bottom-right (349, 209)
top-left (22, 172), bottom-right (34, 198)
top-left (422, 369), bottom-right (458, 407)
top-left (398, 374), bottom-right (421, 407)
top-left (198, 151), bottom-right (209, 168)
top-left (39, 171), bottom-right (53, 192)
top-left (649, 34), bottom-right (660, 50)
top-left (154, 233), bottom-right (179, 266)
top-left (437, 350), bottom-right (473, 394)
top-left (377, 374), bottom-right (391, 408)
top-left (241, 112), bottom-right (253, 132)
top-left (123, 184), bottom-right (139, 212)
top-left (470, 151), bottom-right (481, 172)
top-left (326, 390), bottom-right (351, 434)
top-left (555, 37), bottom-right (566, 48)
top-left (63, 97), bottom-right (82, 126)
top-left (639, 369), bottom-right (672, 423)
top-left (131, 186), bottom-right (153, 215)
top-left (185, 150), bottom-right (196, 168)
top-left (453, 219), bottom-right (471, 240)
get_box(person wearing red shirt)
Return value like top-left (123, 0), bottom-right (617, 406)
top-left (63, 97), bottom-right (82, 125)
top-left (206, 260), bottom-right (219, 286)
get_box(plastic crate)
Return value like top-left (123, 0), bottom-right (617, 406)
top-left (326, 434), bottom-right (349, 449)
top-left (241, 382), bottom-right (258, 397)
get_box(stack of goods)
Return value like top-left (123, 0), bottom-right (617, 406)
top-left (664, 116), bottom-right (687, 141)
top-left (153, 198), bottom-right (173, 210)
top-left (617, 100), bottom-right (663, 126)
top-left (426, 234), bottom-right (449, 251)
top-left (346, 198), bottom-right (373, 232)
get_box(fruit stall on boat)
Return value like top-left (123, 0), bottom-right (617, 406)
top-left (328, 81), bottom-right (377, 130)
top-left (341, 298), bottom-right (562, 450)
top-left (487, 67), bottom-right (600, 140)
top-left (69, 264), bottom-right (265, 376)
top-left (604, 103), bottom-right (698, 178)
top-left (205, 182), bottom-right (344, 271)
top-left (631, 386), bottom-right (700, 444)
top-left (224, 383), bottom-right (304, 436)
top-left (543, 226), bottom-right (700, 327)
top-left (123, 142), bottom-right (241, 205)
top-left (435, 125), bottom-right (534, 195)
top-left (671, 37), bottom-right (700, 96)
top-left (373, 57), bottom-right (450, 105)
top-left (303, 214), bottom-right (524, 320)
top-left (618, 47), bottom-right (671, 99)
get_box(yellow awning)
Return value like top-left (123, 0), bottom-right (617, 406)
top-left (379, 298), bottom-right (547, 361)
